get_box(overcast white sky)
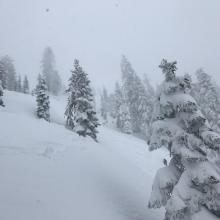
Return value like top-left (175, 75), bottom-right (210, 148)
top-left (0, 0), bottom-right (220, 91)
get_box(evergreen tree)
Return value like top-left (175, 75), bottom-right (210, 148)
top-left (36, 74), bottom-right (50, 121)
top-left (16, 75), bottom-right (22, 92)
top-left (192, 68), bottom-right (220, 132)
top-left (65, 59), bottom-right (99, 141)
top-left (0, 56), bottom-right (16, 91)
top-left (134, 74), bottom-right (153, 136)
top-left (121, 56), bottom-right (152, 135)
top-left (23, 75), bottom-right (30, 94)
top-left (148, 59), bottom-right (220, 219)
top-left (100, 87), bottom-right (108, 121)
top-left (0, 60), bottom-right (6, 106)
top-left (121, 55), bottom-right (141, 132)
top-left (0, 60), bottom-right (7, 89)
top-left (41, 47), bottom-right (62, 95)
top-left (119, 100), bottom-right (132, 134)
top-left (142, 74), bottom-right (155, 136)
top-left (52, 70), bottom-right (62, 95)
top-left (108, 93), bottom-right (117, 119)
top-left (111, 82), bottom-right (132, 133)
top-left (0, 79), bottom-right (4, 107)
top-left (114, 82), bottom-right (124, 129)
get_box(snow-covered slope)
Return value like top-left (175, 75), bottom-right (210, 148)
top-left (0, 91), bottom-right (166, 220)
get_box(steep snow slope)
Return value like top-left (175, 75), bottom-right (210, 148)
top-left (0, 91), bottom-right (167, 220)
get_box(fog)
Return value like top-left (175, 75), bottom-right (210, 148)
top-left (0, 0), bottom-right (220, 90)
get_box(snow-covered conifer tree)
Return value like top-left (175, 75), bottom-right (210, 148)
top-left (119, 101), bottom-right (132, 134)
top-left (192, 68), bottom-right (220, 132)
top-left (0, 56), bottom-right (16, 91)
top-left (0, 60), bottom-right (6, 106)
top-left (114, 82), bottom-right (124, 129)
top-left (36, 74), bottom-right (50, 121)
top-left (121, 56), bottom-right (152, 135)
top-left (149, 59), bottom-right (220, 219)
top-left (121, 56), bottom-right (137, 129)
top-left (0, 79), bottom-right (4, 107)
top-left (112, 82), bottom-right (132, 133)
top-left (23, 75), bottom-right (30, 94)
top-left (0, 60), bottom-right (7, 89)
top-left (16, 75), bottom-right (22, 92)
top-left (100, 87), bottom-right (108, 121)
top-left (108, 93), bottom-right (117, 119)
top-left (65, 59), bottom-right (99, 141)
top-left (134, 74), bottom-right (154, 136)
top-left (41, 47), bottom-right (62, 95)
top-left (142, 74), bottom-right (155, 136)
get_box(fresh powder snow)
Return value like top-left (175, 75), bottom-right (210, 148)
top-left (0, 91), bottom-right (166, 220)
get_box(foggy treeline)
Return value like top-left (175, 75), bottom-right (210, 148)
top-left (1, 46), bottom-right (220, 140)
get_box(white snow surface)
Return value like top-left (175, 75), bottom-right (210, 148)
top-left (0, 91), bottom-right (169, 220)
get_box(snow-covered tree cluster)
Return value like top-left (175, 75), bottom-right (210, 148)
top-left (148, 59), bottom-right (220, 219)
top-left (100, 55), bottom-right (154, 139)
top-left (15, 74), bottom-right (30, 94)
top-left (0, 55), bottom-right (30, 95)
top-left (36, 74), bottom-right (50, 121)
top-left (0, 56), bottom-right (16, 91)
top-left (41, 47), bottom-right (62, 95)
top-left (65, 59), bottom-right (99, 141)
